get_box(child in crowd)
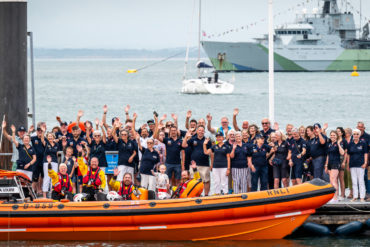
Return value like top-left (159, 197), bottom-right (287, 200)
top-left (63, 146), bottom-right (78, 193)
top-left (151, 164), bottom-right (170, 199)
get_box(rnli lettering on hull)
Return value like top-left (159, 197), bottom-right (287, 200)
top-left (266, 188), bottom-right (290, 196)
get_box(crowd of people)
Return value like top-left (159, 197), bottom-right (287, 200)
top-left (1, 105), bottom-right (369, 203)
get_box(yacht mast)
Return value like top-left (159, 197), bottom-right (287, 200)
top-left (198, 0), bottom-right (201, 76)
top-left (268, 0), bottom-right (275, 123)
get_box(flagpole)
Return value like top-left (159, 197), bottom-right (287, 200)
top-left (268, 0), bottom-right (275, 124)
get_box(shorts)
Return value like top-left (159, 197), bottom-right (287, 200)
top-left (328, 163), bottom-right (341, 170)
top-left (190, 166), bottom-right (210, 183)
top-left (78, 176), bottom-right (83, 185)
top-left (272, 160), bottom-right (289, 179)
top-left (71, 175), bottom-right (77, 184)
top-left (166, 163), bottom-right (181, 180)
top-left (32, 161), bottom-right (44, 182)
top-left (293, 162), bottom-right (303, 180)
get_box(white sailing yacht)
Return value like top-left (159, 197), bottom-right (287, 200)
top-left (181, 0), bottom-right (234, 94)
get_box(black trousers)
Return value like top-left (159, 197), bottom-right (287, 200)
top-left (82, 186), bottom-right (107, 201)
top-left (51, 190), bottom-right (73, 201)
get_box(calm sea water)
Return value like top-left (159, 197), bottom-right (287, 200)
top-left (17, 58), bottom-right (369, 246)
top-left (28, 58), bottom-right (370, 130)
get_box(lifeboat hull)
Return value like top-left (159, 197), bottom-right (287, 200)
top-left (0, 179), bottom-right (334, 241)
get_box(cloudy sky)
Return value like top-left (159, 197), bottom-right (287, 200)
top-left (28, 0), bottom-right (370, 49)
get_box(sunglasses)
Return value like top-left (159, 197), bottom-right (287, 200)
top-left (262, 122), bottom-right (269, 125)
top-left (147, 142), bottom-right (154, 144)
top-left (166, 124), bottom-right (174, 127)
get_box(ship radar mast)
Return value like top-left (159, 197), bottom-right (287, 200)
top-left (322, 0), bottom-right (339, 16)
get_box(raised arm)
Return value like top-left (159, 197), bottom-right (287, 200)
top-left (338, 140), bottom-right (345, 156)
top-left (100, 120), bottom-right (107, 143)
top-left (40, 126), bottom-right (46, 146)
top-left (10, 125), bottom-right (19, 147)
top-left (230, 144), bottom-right (236, 158)
top-left (112, 122), bottom-right (120, 143)
top-left (318, 132), bottom-right (326, 145)
top-left (206, 113), bottom-right (216, 134)
top-left (203, 138), bottom-right (212, 155)
top-left (94, 118), bottom-right (99, 131)
top-left (171, 113), bottom-right (178, 128)
top-left (132, 112), bottom-right (138, 136)
top-left (124, 104), bottom-right (131, 121)
top-left (85, 122), bottom-right (92, 145)
top-left (135, 133), bottom-right (143, 152)
top-left (102, 105), bottom-right (109, 130)
top-left (232, 108), bottom-right (241, 131)
top-left (1, 120), bottom-right (12, 142)
top-left (182, 131), bottom-right (192, 148)
top-left (153, 115), bottom-right (161, 140)
top-left (185, 110), bottom-right (192, 130)
top-left (76, 110), bottom-right (84, 127)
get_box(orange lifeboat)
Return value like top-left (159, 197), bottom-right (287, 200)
top-left (0, 170), bottom-right (334, 241)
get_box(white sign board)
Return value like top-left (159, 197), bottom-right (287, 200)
top-left (0, 187), bottom-right (20, 194)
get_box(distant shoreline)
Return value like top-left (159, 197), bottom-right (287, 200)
top-left (33, 47), bottom-right (207, 59)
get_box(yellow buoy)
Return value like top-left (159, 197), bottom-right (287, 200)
top-left (127, 69), bottom-right (138, 73)
top-left (351, 65), bottom-right (359, 77)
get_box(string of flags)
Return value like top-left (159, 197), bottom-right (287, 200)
top-left (202, 0), bottom-right (370, 39)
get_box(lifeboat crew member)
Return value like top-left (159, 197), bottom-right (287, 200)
top-left (172, 161), bottom-right (200, 198)
top-left (77, 148), bottom-right (106, 201)
top-left (247, 135), bottom-right (274, 191)
top-left (46, 155), bottom-right (73, 201)
top-left (109, 168), bottom-right (137, 200)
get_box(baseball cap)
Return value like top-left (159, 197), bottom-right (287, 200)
top-left (215, 131), bottom-right (223, 137)
top-left (60, 121), bottom-right (68, 126)
top-left (147, 119), bottom-right (155, 125)
top-left (18, 126), bottom-right (26, 132)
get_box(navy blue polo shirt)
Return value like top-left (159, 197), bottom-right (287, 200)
top-left (327, 142), bottom-right (343, 165)
top-left (55, 131), bottom-right (72, 140)
top-left (17, 144), bottom-right (35, 171)
top-left (139, 147), bottom-right (160, 175)
top-left (31, 136), bottom-right (45, 157)
top-left (187, 136), bottom-right (211, 167)
top-left (247, 136), bottom-right (256, 145)
top-left (360, 132), bottom-right (370, 154)
top-left (261, 128), bottom-right (275, 141)
top-left (43, 140), bottom-right (59, 163)
top-left (231, 144), bottom-right (248, 168)
top-left (117, 139), bottom-right (136, 167)
top-left (274, 141), bottom-right (289, 161)
top-left (63, 157), bottom-right (75, 175)
top-left (163, 137), bottom-right (183, 164)
top-left (347, 140), bottom-right (368, 168)
top-left (248, 144), bottom-right (271, 166)
top-left (67, 136), bottom-right (87, 157)
top-left (105, 137), bottom-right (117, 151)
top-left (307, 135), bottom-right (327, 158)
top-left (89, 140), bottom-right (107, 167)
top-left (289, 138), bottom-right (307, 164)
top-left (286, 136), bottom-right (294, 146)
top-left (211, 144), bottom-right (230, 168)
